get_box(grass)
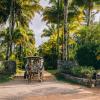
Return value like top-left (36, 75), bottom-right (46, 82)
top-left (47, 69), bottom-right (81, 85)
top-left (0, 69), bottom-right (24, 83)
top-left (55, 74), bottom-right (81, 85)
top-left (0, 73), bottom-right (13, 83)
top-left (46, 69), bottom-right (58, 75)
top-left (16, 68), bottom-right (24, 74)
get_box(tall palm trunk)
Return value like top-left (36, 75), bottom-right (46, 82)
top-left (57, 0), bottom-right (60, 59)
top-left (63, 0), bottom-right (69, 61)
top-left (10, 0), bottom-right (15, 56)
top-left (6, 0), bottom-right (15, 60)
top-left (6, 42), bottom-right (10, 60)
top-left (87, 0), bottom-right (93, 26)
top-left (19, 44), bottom-right (23, 59)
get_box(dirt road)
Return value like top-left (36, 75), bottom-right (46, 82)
top-left (0, 79), bottom-right (100, 100)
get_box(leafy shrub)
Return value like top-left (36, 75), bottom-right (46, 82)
top-left (76, 24), bottom-right (100, 69)
top-left (0, 62), bottom-right (5, 73)
top-left (16, 59), bottom-right (23, 69)
top-left (16, 68), bottom-right (24, 74)
top-left (43, 54), bottom-right (58, 69)
top-left (65, 66), bottom-right (95, 78)
top-left (76, 43), bottom-right (100, 69)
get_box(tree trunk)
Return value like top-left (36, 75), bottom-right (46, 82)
top-left (9, 42), bottom-right (13, 56)
top-left (9, 0), bottom-right (15, 57)
top-left (5, 0), bottom-right (14, 60)
top-left (57, 0), bottom-right (60, 59)
top-left (19, 44), bottom-right (22, 57)
top-left (6, 43), bottom-right (10, 60)
top-left (6, 42), bottom-right (13, 60)
top-left (87, 0), bottom-right (92, 26)
top-left (63, 0), bottom-right (69, 61)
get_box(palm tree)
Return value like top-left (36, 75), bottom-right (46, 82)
top-left (72, 0), bottom-right (100, 26)
top-left (43, 0), bottom-right (63, 24)
top-left (0, 28), bottom-right (35, 60)
top-left (41, 24), bottom-right (56, 37)
top-left (43, 0), bottom-right (84, 24)
top-left (43, 0), bottom-right (85, 61)
top-left (14, 28), bottom-right (35, 59)
top-left (0, 0), bottom-right (10, 24)
top-left (43, 0), bottom-right (62, 60)
top-left (0, 0), bottom-right (42, 60)
top-left (43, 0), bottom-right (100, 61)
top-left (0, 0), bottom-right (42, 26)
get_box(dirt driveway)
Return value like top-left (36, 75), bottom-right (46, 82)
top-left (0, 79), bottom-right (100, 100)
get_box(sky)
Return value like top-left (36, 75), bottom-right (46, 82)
top-left (29, 0), bottom-right (100, 47)
top-left (29, 0), bottom-right (49, 47)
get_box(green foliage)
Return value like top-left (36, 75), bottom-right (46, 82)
top-left (39, 40), bottom-right (57, 69)
top-left (76, 24), bottom-right (100, 69)
top-left (16, 68), bottom-right (24, 74)
top-left (0, 27), bottom-right (36, 68)
top-left (0, 0), bottom-right (40, 65)
top-left (0, 0), bottom-right (42, 26)
top-left (65, 66), bottom-right (95, 78)
top-left (76, 43), bottom-right (100, 69)
top-left (0, 62), bottom-right (5, 73)
top-left (0, 73), bottom-right (13, 83)
top-left (77, 24), bottom-right (100, 45)
top-left (43, 0), bottom-right (84, 24)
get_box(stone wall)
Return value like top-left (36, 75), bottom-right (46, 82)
top-left (57, 60), bottom-right (78, 72)
top-left (60, 73), bottom-right (100, 87)
top-left (57, 60), bottom-right (100, 87)
top-left (0, 60), bottom-right (16, 74)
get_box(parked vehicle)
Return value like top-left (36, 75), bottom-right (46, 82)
top-left (24, 56), bottom-right (44, 82)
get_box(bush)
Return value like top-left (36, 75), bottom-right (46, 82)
top-left (76, 24), bottom-right (100, 69)
top-left (0, 61), bottom-right (5, 73)
top-left (65, 66), bottom-right (95, 78)
top-left (76, 43), bottom-right (100, 69)
top-left (43, 54), bottom-right (58, 69)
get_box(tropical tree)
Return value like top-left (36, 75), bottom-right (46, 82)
top-left (39, 36), bottom-right (57, 69)
top-left (76, 24), bottom-right (100, 45)
top-left (0, 0), bottom-right (42, 26)
top-left (0, 27), bottom-right (36, 61)
top-left (43, 0), bottom-right (85, 61)
top-left (72, 0), bottom-right (100, 26)
top-left (0, 0), bottom-right (42, 60)
top-left (75, 24), bottom-right (100, 69)
top-left (43, 0), bottom-right (84, 24)
top-left (41, 24), bottom-right (57, 37)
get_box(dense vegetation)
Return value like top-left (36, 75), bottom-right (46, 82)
top-left (0, 0), bottom-right (42, 70)
top-left (39, 0), bottom-right (100, 71)
top-left (76, 24), bottom-right (100, 69)
top-left (0, 0), bottom-right (100, 80)
top-left (65, 66), bottom-right (95, 78)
